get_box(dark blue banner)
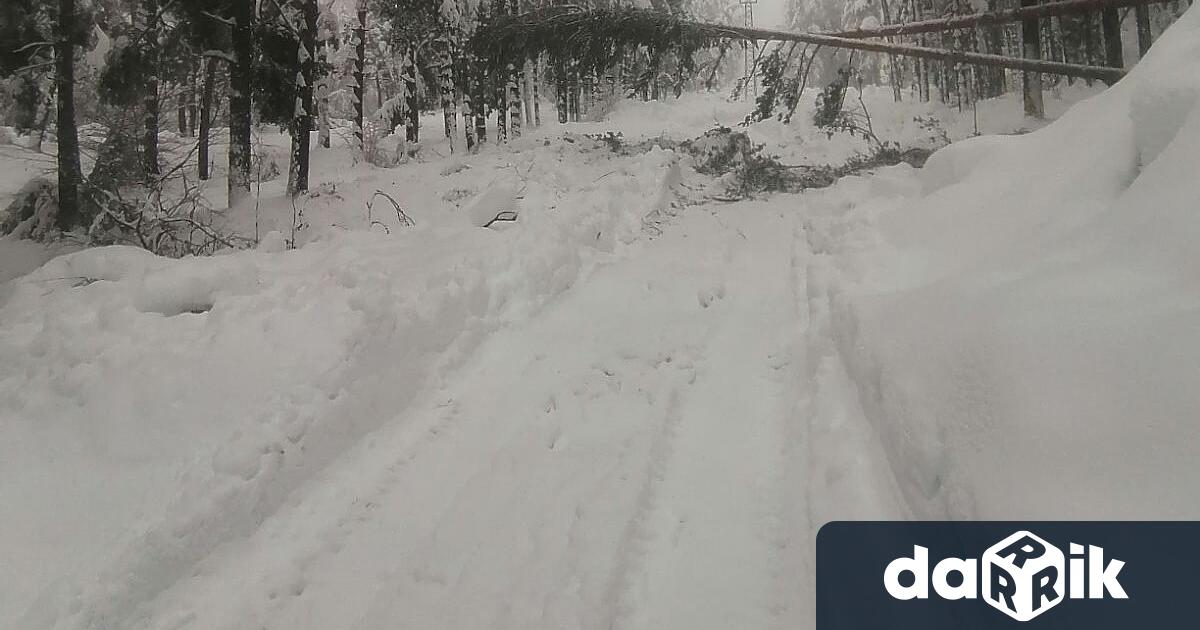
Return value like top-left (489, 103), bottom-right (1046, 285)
top-left (817, 521), bottom-right (1200, 629)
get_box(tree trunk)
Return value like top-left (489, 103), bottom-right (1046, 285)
top-left (909, 0), bottom-right (929, 101)
top-left (318, 38), bottom-right (331, 148)
top-left (1134, 4), bottom-right (1153, 57)
top-left (556, 76), bottom-right (567, 124)
top-left (462, 58), bottom-right (476, 151)
top-left (1100, 6), bottom-right (1123, 72)
top-left (186, 65), bottom-right (198, 137)
top-left (522, 61), bottom-right (533, 126)
top-left (404, 45), bottom-right (419, 143)
top-left (228, 0), bottom-right (254, 205)
top-left (507, 0), bottom-right (523, 135)
top-left (532, 59), bottom-right (541, 126)
top-left (199, 56), bottom-right (216, 180)
top-left (713, 19), bottom-right (1125, 83)
top-left (55, 0), bottom-right (84, 230)
top-left (984, 1), bottom-right (1006, 96)
top-left (438, 36), bottom-right (457, 152)
top-left (1021, 0), bottom-right (1044, 118)
top-left (353, 1), bottom-right (367, 155)
top-left (497, 83), bottom-right (507, 141)
top-left (508, 70), bottom-right (521, 137)
top-left (288, 0), bottom-right (317, 196)
top-left (475, 100), bottom-right (487, 144)
top-left (141, 0), bottom-right (160, 177)
top-left (879, 0), bottom-right (903, 102)
top-left (1082, 11), bottom-right (1096, 85)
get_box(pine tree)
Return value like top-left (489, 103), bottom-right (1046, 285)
top-left (287, 0), bottom-right (318, 195)
top-left (317, 6), bottom-right (338, 149)
top-left (198, 56), bottom-right (217, 180)
top-left (139, 0), bottom-right (161, 176)
top-left (229, 0), bottom-right (254, 205)
top-left (1021, 0), bottom-right (1045, 118)
top-left (54, 0), bottom-right (84, 228)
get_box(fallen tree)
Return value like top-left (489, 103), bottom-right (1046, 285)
top-left (829, 0), bottom-right (1171, 40)
top-left (472, 6), bottom-right (1127, 85)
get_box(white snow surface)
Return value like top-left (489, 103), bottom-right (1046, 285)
top-left (1, 8), bottom-right (1199, 628)
top-left (801, 6), bottom-right (1200, 522)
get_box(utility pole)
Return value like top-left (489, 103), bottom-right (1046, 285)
top-left (739, 0), bottom-right (758, 98)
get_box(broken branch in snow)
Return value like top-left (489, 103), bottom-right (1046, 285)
top-left (366, 190), bottom-right (415, 229)
top-left (482, 211), bottom-right (519, 229)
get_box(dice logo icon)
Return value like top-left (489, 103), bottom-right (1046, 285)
top-left (982, 531), bottom-right (1065, 621)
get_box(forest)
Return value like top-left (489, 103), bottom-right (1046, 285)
top-left (0, 0), bottom-right (1186, 253)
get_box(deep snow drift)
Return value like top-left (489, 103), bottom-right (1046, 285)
top-left (801, 5), bottom-right (1200, 522)
top-left (1, 8), bottom-right (1198, 629)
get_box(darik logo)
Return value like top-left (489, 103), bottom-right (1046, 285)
top-left (884, 530), bottom-right (1128, 622)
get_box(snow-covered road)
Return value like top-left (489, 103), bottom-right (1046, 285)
top-left (123, 199), bottom-right (814, 630)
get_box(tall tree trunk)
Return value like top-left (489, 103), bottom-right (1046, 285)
top-left (186, 65), bottom-right (198, 137)
top-left (462, 56), bottom-right (476, 151)
top-left (556, 74), bottom-right (567, 124)
top-left (1082, 11), bottom-right (1097, 85)
top-left (475, 100), bottom-right (487, 144)
top-left (198, 56), bottom-right (216, 180)
top-left (497, 83), bottom-right (507, 141)
top-left (353, 0), bottom-right (367, 155)
top-left (1100, 6), bottom-right (1124, 73)
top-left (54, 0), bottom-right (84, 230)
top-left (318, 37), bottom-right (331, 148)
top-left (1135, 4), bottom-right (1153, 57)
top-left (141, 0), bottom-right (160, 177)
top-left (288, 0), bottom-right (317, 196)
top-left (522, 61), bottom-right (533, 126)
top-left (404, 45), bottom-right (419, 143)
top-left (909, 0), bottom-right (929, 102)
top-left (532, 59), bottom-right (541, 126)
top-left (508, 71), bottom-right (521, 137)
top-left (228, 0), bottom-right (254, 206)
top-left (508, 0), bottom-right (524, 135)
top-left (879, 0), bottom-right (903, 102)
top-left (980, 1), bottom-right (1005, 97)
top-left (438, 35), bottom-right (457, 152)
top-left (1020, 0), bottom-right (1044, 118)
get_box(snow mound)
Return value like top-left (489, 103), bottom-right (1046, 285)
top-left (805, 5), bottom-right (1200, 522)
top-left (0, 144), bottom-right (681, 630)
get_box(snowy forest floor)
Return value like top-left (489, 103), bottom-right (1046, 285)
top-left (4, 15), bottom-right (1200, 627)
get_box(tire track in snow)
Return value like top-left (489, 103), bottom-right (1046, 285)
top-left (129, 197), bottom-right (804, 630)
top-left (127, 223), bottom-right (709, 630)
top-left (608, 203), bottom-right (801, 630)
top-left (597, 386), bottom-right (686, 630)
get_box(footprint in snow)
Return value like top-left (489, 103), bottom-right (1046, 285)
top-left (697, 284), bottom-right (727, 308)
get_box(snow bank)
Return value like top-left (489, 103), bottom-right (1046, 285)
top-left (805, 5), bottom-right (1200, 521)
top-left (0, 141), bottom-right (679, 629)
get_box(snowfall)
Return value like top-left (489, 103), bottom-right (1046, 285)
top-left (1, 8), bottom-right (1198, 630)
